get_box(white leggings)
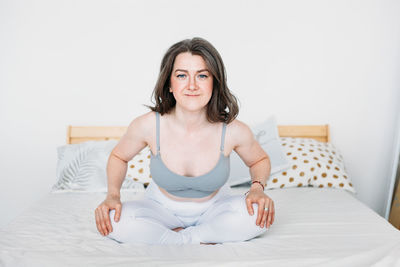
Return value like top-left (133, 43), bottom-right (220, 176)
top-left (107, 182), bottom-right (267, 245)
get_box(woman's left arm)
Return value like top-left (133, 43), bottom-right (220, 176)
top-left (231, 120), bottom-right (275, 229)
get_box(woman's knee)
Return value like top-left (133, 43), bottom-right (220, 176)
top-left (109, 202), bottom-right (137, 223)
top-left (226, 195), bottom-right (256, 216)
top-left (228, 195), bottom-right (268, 231)
top-left (107, 202), bottom-right (142, 240)
top-left (205, 195), bottom-right (267, 241)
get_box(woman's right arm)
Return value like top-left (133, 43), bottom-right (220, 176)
top-left (95, 112), bottom-right (152, 236)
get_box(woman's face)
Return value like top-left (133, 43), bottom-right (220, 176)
top-left (169, 52), bottom-right (213, 112)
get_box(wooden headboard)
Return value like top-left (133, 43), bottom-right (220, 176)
top-left (67, 125), bottom-right (330, 144)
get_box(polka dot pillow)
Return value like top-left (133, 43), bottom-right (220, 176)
top-left (266, 137), bottom-right (355, 193)
top-left (125, 146), bottom-right (152, 188)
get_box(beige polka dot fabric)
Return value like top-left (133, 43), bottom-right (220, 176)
top-left (265, 137), bottom-right (356, 193)
top-left (125, 146), bottom-right (152, 188)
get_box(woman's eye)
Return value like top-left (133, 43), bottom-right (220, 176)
top-left (198, 74), bottom-right (208, 79)
top-left (177, 74), bottom-right (186, 78)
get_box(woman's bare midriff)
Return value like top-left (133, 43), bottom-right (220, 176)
top-left (158, 185), bottom-right (220, 202)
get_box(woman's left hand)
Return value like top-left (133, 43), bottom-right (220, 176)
top-left (245, 187), bottom-right (275, 229)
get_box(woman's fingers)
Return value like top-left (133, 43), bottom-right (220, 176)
top-left (266, 201), bottom-right (273, 228)
top-left (102, 206), bottom-right (112, 234)
top-left (256, 199), bottom-right (265, 226)
top-left (114, 203), bottom-right (122, 222)
top-left (97, 208), bottom-right (108, 235)
top-left (245, 194), bottom-right (275, 229)
top-left (245, 197), bottom-right (254, 216)
top-left (95, 197), bottom-right (123, 236)
top-left (258, 199), bottom-right (275, 229)
top-left (95, 209), bottom-right (104, 235)
top-left (270, 201), bottom-right (275, 225)
top-left (265, 201), bottom-right (275, 229)
top-left (260, 199), bottom-right (269, 228)
top-left (96, 208), bottom-right (108, 236)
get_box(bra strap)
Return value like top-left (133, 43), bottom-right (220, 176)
top-left (220, 123), bottom-right (227, 152)
top-left (156, 112), bottom-right (160, 154)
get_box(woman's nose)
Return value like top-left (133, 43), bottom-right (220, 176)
top-left (188, 76), bottom-right (197, 90)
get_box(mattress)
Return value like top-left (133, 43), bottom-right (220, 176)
top-left (1, 185), bottom-right (400, 267)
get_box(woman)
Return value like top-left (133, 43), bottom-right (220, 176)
top-left (95, 37), bottom-right (275, 245)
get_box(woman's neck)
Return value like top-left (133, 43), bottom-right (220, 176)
top-left (170, 106), bottom-right (209, 133)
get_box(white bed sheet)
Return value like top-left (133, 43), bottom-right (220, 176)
top-left (1, 186), bottom-right (400, 267)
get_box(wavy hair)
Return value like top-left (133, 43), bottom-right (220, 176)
top-left (146, 37), bottom-right (239, 124)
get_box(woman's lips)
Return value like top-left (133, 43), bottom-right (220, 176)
top-left (185, 94), bottom-right (199, 97)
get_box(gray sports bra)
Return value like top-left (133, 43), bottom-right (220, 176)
top-left (150, 112), bottom-right (230, 198)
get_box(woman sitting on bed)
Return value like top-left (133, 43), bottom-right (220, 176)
top-left (94, 37), bottom-right (275, 245)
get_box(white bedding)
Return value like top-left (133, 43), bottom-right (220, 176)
top-left (1, 186), bottom-right (400, 267)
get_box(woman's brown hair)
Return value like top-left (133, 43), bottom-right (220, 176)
top-left (146, 37), bottom-right (239, 124)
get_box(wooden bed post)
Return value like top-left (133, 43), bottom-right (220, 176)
top-left (66, 125), bottom-right (72, 145)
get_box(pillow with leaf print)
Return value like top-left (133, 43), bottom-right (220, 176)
top-left (53, 140), bottom-right (145, 193)
top-left (265, 137), bottom-right (356, 194)
top-left (125, 146), bottom-right (152, 188)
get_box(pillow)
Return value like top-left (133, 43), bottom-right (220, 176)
top-left (229, 116), bottom-right (290, 186)
top-left (125, 146), bottom-right (152, 188)
top-left (53, 140), bottom-right (145, 193)
top-left (265, 137), bottom-right (356, 193)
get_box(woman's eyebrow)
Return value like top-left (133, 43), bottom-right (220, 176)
top-left (174, 69), bottom-right (210, 73)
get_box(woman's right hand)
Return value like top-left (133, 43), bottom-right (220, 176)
top-left (95, 195), bottom-right (122, 236)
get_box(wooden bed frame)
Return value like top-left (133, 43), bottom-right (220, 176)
top-left (67, 125), bottom-right (330, 144)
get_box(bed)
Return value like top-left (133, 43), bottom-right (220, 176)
top-left (1, 124), bottom-right (400, 267)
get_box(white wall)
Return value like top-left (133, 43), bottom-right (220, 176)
top-left (1, 0), bottom-right (399, 228)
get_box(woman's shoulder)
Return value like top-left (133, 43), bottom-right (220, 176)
top-left (126, 111), bottom-right (156, 137)
top-left (226, 118), bottom-right (254, 144)
top-left (227, 118), bottom-right (251, 133)
top-left (128, 110), bottom-right (155, 125)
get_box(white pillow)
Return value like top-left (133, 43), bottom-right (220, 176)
top-left (53, 140), bottom-right (145, 193)
top-left (228, 116), bottom-right (290, 186)
top-left (266, 137), bottom-right (356, 193)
